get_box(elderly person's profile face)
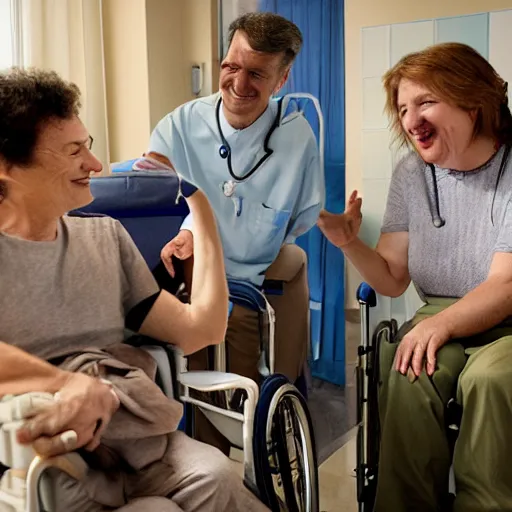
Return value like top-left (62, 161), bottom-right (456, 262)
top-left (397, 78), bottom-right (476, 167)
top-left (0, 116), bottom-right (102, 214)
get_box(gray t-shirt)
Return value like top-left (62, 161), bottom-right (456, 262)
top-left (0, 216), bottom-right (159, 360)
top-left (382, 145), bottom-right (512, 298)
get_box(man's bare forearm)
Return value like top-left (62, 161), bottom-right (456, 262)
top-left (0, 341), bottom-right (69, 397)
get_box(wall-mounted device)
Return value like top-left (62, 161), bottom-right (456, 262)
top-left (192, 64), bottom-right (203, 96)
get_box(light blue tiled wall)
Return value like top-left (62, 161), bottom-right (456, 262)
top-left (436, 13), bottom-right (489, 59)
top-left (361, 9), bottom-right (512, 320)
top-left (391, 20), bottom-right (434, 66)
top-left (490, 9), bottom-right (512, 107)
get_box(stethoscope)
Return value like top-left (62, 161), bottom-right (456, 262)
top-left (216, 96), bottom-right (284, 197)
top-left (427, 144), bottom-right (511, 228)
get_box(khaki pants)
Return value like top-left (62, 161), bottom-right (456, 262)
top-left (189, 244), bottom-right (310, 453)
top-left (375, 297), bottom-right (512, 512)
top-left (44, 431), bottom-right (269, 511)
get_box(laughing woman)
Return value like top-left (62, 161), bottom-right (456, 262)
top-left (318, 43), bottom-right (512, 511)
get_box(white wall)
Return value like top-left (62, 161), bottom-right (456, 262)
top-left (103, 0), bottom-right (219, 163)
top-left (103, 0), bottom-right (151, 162)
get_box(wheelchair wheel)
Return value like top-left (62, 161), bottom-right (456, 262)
top-left (356, 319), bottom-right (397, 512)
top-left (253, 374), bottom-right (319, 512)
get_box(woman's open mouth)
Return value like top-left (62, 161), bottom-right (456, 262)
top-left (415, 129), bottom-right (435, 149)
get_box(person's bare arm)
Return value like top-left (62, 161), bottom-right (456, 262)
top-left (435, 252), bottom-right (512, 338)
top-left (317, 191), bottom-right (410, 298)
top-left (342, 232), bottom-right (411, 297)
top-left (0, 341), bottom-right (69, 397)
top-left (139, 189), bottom-right (229, 355)
top-left (395, 252), bottom-right (512, 377)
top-left (0, 342), bottom-right (119, 457)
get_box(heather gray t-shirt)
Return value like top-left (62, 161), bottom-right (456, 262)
top-left (0, 216), bottom-right (160, 360)
top-left (381, 145), bottom-right (512, 298)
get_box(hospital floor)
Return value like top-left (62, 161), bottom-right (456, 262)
top-left (315, 308), bottom-right (359, 511)
top-left (318, 427), bottom-right (358, 511)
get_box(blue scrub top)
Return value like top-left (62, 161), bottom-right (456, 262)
top-left (149, 93), bottom-right (325, 286)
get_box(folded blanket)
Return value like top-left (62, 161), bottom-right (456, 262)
top-left (57, 343), bottom-right (183, 471)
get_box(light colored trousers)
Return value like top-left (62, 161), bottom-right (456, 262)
top-left (45, 431), bottom-right (270, 511)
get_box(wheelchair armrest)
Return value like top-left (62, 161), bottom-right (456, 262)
top-left (179, 371), bottom-right (258, 479)
top-left (0, 452), bottom-right (88, 512)
top-left (180, 371), bottom-right (258, 398)
top-left (357, 282), bottom-right (377, 307)
top-left (179, 371), bottom-right (258, 427)
top-left (0, 394), bottom-right (89, 511)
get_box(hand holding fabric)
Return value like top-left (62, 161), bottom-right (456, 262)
top-left (16, 372), bottom-right (120, 457)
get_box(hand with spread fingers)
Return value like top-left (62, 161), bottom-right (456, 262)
top-left (317, 190), bottom-right (363, 248)
top-left (394, 317), bottom-right (452, 378)
top-left (16, 372), bottom-right (120, 458)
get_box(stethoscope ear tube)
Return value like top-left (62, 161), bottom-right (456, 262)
top-left (427, 144), bottom-right (511, 228)
top-left (428, 163), bottom-right (445, 228)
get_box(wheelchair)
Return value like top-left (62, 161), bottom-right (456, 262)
top-left (0, 170), bottom-right (319, 512)
top-left (355, 283), bottom-right (461, 512)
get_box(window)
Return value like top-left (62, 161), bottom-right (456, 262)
top-left (0, 0), bottom-right (13, 69)
top-left (0, 0), bottom-right (22, 70)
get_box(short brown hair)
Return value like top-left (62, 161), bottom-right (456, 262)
top-left (383, 42), bottom-right (512, 148)
top-left (227, 12), bottom-right (303, 68)
top-left (0, 67), bottom-right (81, 167)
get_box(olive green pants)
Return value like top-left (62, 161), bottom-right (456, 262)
top-left (375, 297), bottom-right (512, 512)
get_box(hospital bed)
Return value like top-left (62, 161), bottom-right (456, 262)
top-left (355, 283), bottom-right (459, 512)
top-left (0, 170), bottom-right (319, 512)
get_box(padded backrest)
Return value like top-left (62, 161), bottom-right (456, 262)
top-left (73, 171), bottom-right (189, 270)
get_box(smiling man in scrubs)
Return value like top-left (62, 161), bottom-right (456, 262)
top-left (147, 12), bottom-right (324, 451)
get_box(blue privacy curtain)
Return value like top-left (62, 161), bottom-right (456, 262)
top-left (258, 0), bottom-right (346, 385)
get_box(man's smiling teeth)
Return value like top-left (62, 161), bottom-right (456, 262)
top-left (231, 89), bottom-right (255, 99)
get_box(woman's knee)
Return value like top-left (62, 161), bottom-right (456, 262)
top-left (458, 338), bottom-right (512, 398)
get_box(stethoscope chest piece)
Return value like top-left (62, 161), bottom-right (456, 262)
top-left (219, 145), bottom-right (229, 159)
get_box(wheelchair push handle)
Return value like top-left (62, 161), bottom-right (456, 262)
top-left (356, 283), bottom-right (376, 360)
top-left (356, 283), bottom-right (377, 308)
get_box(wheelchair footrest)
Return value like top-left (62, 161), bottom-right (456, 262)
top-left (0, 470), bottom-right (26, 512)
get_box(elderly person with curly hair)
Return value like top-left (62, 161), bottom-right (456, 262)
top-left (0, 67), bottom-right (269, 512)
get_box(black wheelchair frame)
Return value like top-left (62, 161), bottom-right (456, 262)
top-left (355, 283), bottom-right (462, 512)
